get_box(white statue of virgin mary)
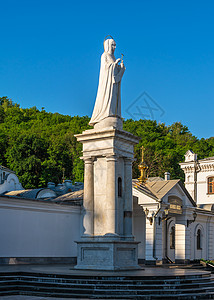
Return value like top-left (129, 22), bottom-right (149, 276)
top-left (89, 38), bottom-right (125, 127)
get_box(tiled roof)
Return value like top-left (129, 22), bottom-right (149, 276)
top-left (2, 189), bottom-right (82, 206)
top-left (133, 178), bottom-right (196, 207)
top-left (146, 180), bottom-right (180, 199)
top-left (4, 189), bottom-right (56, 199)
top-left (132, 179), bottom-right (158, 201)
top-left (133, 178), bottom-right (179, 200)
top-left (53, 190), bottom-right (83, 205)
top-left (147, 177), bottom-right (164, 182)
top-left (5, 189), bottom-right (42, 198)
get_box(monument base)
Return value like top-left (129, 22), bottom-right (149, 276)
top-left (75, 239), bottom-right (140, 270)
top-left (93, 116), bottom-right (123, 130)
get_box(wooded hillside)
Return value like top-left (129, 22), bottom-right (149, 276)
top-left (0, 96), bottom-right (213, 188)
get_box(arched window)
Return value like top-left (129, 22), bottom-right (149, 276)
top-left (208, 177), bottom-right (214, 194)
top-left (197, 229), bottom-right (202, 250)
top-left (170, 226), bottom-right (175, 249)
top-left (118, 177), bottom-right (122, 197)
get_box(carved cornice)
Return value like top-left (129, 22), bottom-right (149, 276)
top-left (181, 162), bottom-right (214, 173)
top-left (181, 166), bottom-right (195, 174)
top-left (199, 164), bottom-right (214, 172)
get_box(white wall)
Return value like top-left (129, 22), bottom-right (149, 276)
top-left (189, 213), bottom-right (214, 260)
top-left (180, 158), bottom-right (214, 205)
top-left (197, 169), bottom-right (214, 205)
top-left (0, 197), bottom-right (81, 258)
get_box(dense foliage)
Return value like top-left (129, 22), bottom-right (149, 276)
top-left (0, 96), bottom-right (214, 188)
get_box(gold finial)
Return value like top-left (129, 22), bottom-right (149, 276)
top-left (138, 146), bottom-right (148, 184)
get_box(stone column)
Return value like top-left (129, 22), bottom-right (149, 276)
top-left (83, 157), bottom-right (94, 236)
top-left (145, 218), bottom-right (155, 262)
top-left (124, 158), bottom-right (133, 238)
top-left (175, 223), bottom-right (190, 263)
top-left (154, 217), bottom-right (163, 261)
top-left (106, 155), bottom-right (117, 235)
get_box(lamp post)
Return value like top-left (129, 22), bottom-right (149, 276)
top-left (162, 207), bottom-right (170, 221)
top-left (145, 208), bottom-right (154, 225)
top-left (187, 211), bottom-right (197, 227)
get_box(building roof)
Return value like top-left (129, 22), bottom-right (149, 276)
top-left (53, 190), bottom-right (83, 205)
top-left (146, 179), bottom-right (180, 199)
top-left (4, 188), bottom-right (56, 199)
top-left (0, 165), bottom-right (15, 174)
top-left (147, 177), bottom-right (164, 182)
top-left (132, 179), bottom-right (158, 201)
top-left (133, 178), bottom-right (180, 200)
top-left (199, 156), bottom-right (214, 162)
top-left (133, 178), bottom-right (196, 207)
top-left (197, 204), bottom-right (214, 211)
top-left (1, 189), bottom-right (82, 206)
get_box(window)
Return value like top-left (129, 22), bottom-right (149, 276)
top-left (208, 177), bottom-right (214, 194)
top-left (118, 177), bottom-right (122, 197)
top-left (197, 229), bottom-right (202, 250)
top-left (170, 226), bottom-right (175, 249)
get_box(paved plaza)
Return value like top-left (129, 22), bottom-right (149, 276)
top-left (0, 263), bottom-right (210, 277)
top-left (1, 297), bottom-right (86, 300)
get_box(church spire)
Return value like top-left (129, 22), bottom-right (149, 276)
top-left (138, 146), bottom-right (148, 184)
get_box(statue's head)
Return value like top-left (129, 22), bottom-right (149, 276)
top-left (104, 38), bottom-right (116, 54)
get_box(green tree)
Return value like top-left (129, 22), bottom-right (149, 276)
top-left (1, 96), bottom-right (214, 188)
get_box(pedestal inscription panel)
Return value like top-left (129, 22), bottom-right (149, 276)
top-left (76, 240), bottom-right (140, 270)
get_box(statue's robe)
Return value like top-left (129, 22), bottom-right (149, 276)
top-left (89, 52), bottom-right (125, 126)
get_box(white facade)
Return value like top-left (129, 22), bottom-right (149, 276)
top-left (180, 151), bottom-right (214, 205)
top-left (132, 179), bottom-right (196, 263)
top-left (132, 172), bottom-right (214, 263)
top-left (0, 166), bottom-right (23, 194)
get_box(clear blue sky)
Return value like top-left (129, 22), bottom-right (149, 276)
top-left (1, 0), bottom-right (214, 138)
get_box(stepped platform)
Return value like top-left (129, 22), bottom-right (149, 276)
top-left (0, 264), bottom-right (214, 299)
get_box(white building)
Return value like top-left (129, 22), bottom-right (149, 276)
top-left (180, 150), bottom-right (214, 205)
top-left (133, 175), bottom-right (214, 264)
top-left (0, 166), bottom-right (23, 194)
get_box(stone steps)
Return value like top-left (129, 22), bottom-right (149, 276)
top-left (1, 279), bottom-right (214, 290)
top-left (1, 271), bottom-right (214, 299)
top-left (1, 285), bottom-right (214, 292)
top-left (0, 272), bottom-right (211, 281)
top-left (1, 291), bottom-right (214, 299)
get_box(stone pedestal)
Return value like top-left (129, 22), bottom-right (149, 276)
top-left (76, 239), bottom-right (139, 270)
top-left (75, 122), bottom-right (140, 270)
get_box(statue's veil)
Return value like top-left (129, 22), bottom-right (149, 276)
top-left (103, 35), bottom-right (115, 53)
